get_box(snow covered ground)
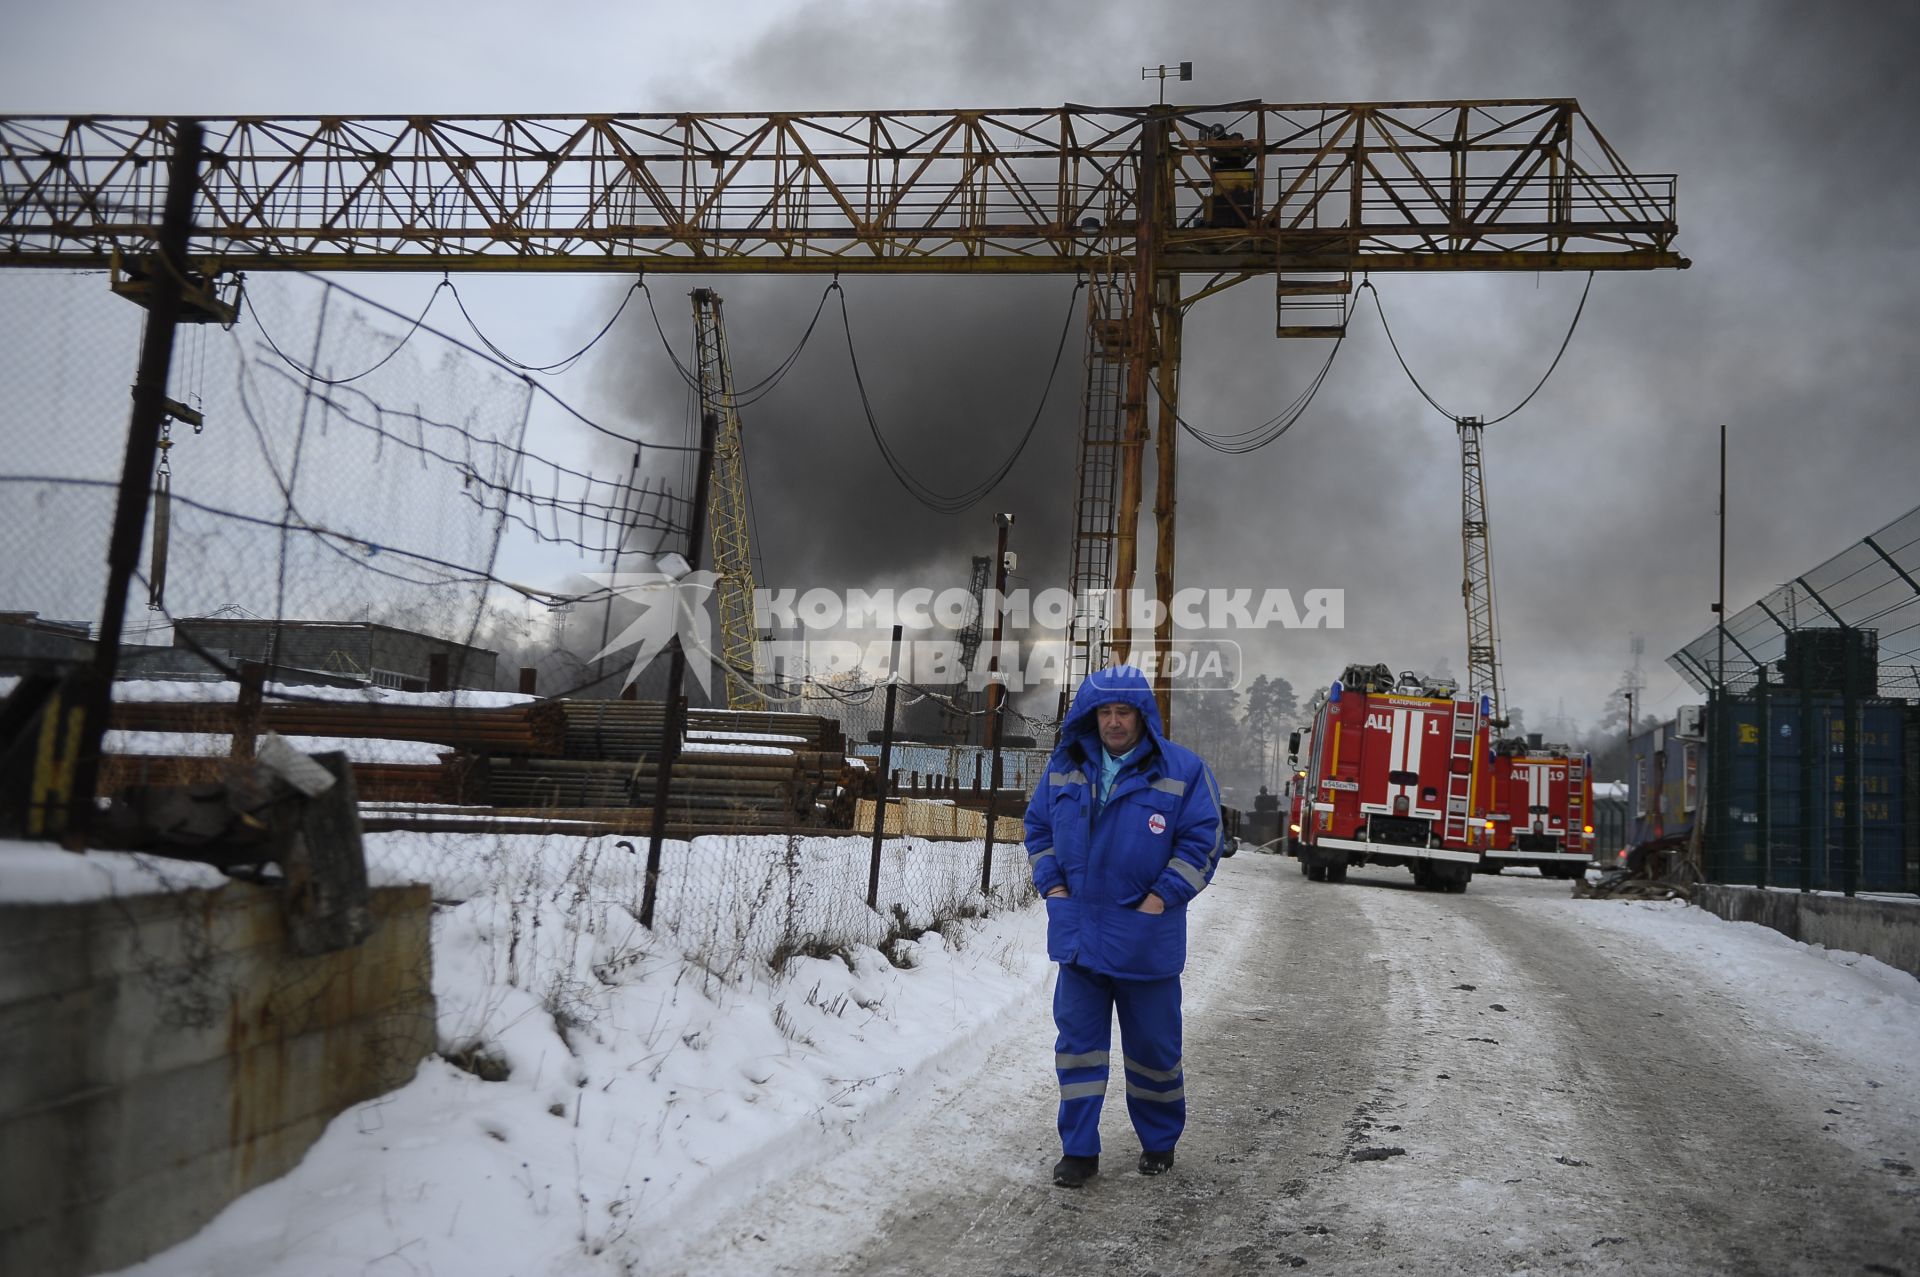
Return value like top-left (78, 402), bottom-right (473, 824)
top-left (2, 838), bottom-right (1912, 1275)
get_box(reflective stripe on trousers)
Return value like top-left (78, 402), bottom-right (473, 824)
top-left (1052, 961), bottom-right (1185, 1157)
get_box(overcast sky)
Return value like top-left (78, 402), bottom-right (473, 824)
top-left (3, 0), bottom-right (1916, 732)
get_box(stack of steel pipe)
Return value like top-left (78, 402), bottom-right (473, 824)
top-left (550, 700), bottom-right (858, 828)
top-left (109, 698), bottom-right (566, 754)
top-left (555, 700), bottom-right (844, 758)
top-left (98, 752), bottom-right (463, 804)
top-left (485, 749), bottom-right (809, 819)
top-left (99, 695), bottom-right (859, 833)
top-left (359, 807), bottom-right (783, 837)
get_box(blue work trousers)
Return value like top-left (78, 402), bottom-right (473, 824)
top-left (1052, 961), bottom-right (1185, 1157)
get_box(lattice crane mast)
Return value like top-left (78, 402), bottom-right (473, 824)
top-left (1457, 415), bottom-right (1506, 724)
top-left (689, 287), bottom-right (764, 711)
top-left (0, 101), bottom-right (1687, 726)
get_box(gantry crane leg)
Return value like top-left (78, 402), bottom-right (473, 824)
top-left (1108, 109), bottom-right (1172, 680)
top-left (1149, 276), bottom-right (1184, 732)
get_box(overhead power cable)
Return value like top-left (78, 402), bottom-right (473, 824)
top-left (840, 278), bottom-right (1087, 515)
top-left (447, 278), bottom-right (642, 375)
top-left (246, 274), bottom-right (700, 454)
top-left (244, 279), bottom-right (447, 386)
top-left (1365, 272), bottom-right (1595, 425)
top-left (1151, 298), bottom-right (1353, 455)
top-left (641, 279), bottom-right (836, 405)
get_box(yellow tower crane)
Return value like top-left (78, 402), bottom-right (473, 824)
top-left (689, 288), bottom-right (765, 711)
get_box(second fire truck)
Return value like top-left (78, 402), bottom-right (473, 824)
top-left (1287, 663), bottom-right (1496, 892)
top-left (1482, 737), bottom-right (1595, 879)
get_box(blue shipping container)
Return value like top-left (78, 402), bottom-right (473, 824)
top-left (1628, 697), bottom-right (1912, 892)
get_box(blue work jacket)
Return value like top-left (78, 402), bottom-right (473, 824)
top-left (1024, 665), bottom-right (1223, 979)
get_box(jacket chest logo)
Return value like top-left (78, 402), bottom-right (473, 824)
top-left (1146, 812), bottom-right (1167, 835)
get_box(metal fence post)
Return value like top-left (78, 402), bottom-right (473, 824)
top-left (1842, 627), bottom-right (1861, 897)
top-left (1703, 686), bottom-right (1726, 881)
top-left (866, 625), bottom-right (904, 911)
top-left (640, 407), bottom-right (719, 929)
top-left (980, 683), bottom-right (1006, 895)
top-left (1797, 638), bottom-right (1817, 892)
top-left (979, 513), bottom-right (1013, 895)
top-left (1756, 665), bottom-right (1771, 889)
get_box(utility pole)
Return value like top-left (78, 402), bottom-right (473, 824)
top-left (64, 121), bottom-right (206, 847)
top-left (981, 512), bottom-right (1014, 894)
top-left (640, 407), bottom-right (720, 929)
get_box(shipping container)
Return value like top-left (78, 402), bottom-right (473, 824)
top-left (1627, 696), bottom-right (1914, 893)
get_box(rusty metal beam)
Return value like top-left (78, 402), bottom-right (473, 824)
top-left (0, 102), bottom-right (1685, 277)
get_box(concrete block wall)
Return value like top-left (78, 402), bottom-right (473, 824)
top-left (1693, 883), bottom-right (1920, 979)
top-left (0, 879), bottom-right (435, 1276)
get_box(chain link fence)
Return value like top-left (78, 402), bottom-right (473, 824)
top-left (3, 268), bottom-right (1051, 971)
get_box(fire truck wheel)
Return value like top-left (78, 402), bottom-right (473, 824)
top-left (1326, 861), bottom-right (1348, 883)
top-left (1299, 859), bottom-right (1312, 878)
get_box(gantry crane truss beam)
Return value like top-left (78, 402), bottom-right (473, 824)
top-left (0, 102), bottom-right (1681, 276)
top-left (0, 101), bottom-right (1683, 727)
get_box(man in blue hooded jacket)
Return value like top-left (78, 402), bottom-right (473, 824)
top-left (1024, 663), bottom-right (1224, 1188)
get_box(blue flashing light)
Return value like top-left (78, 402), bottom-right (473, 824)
top-left (1329, 679), bottom-right (1343, 706)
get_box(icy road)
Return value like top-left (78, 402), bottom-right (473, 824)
top-left (668, 855), bottom-right (1920, 1277)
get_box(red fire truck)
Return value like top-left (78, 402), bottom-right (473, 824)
top-left (1482, 738), bottom-right (1595, 879)
top-left (1287, 664), bottom-right (1495, 892)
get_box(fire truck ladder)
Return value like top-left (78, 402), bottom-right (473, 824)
top-left (690, 288), bottom-right (765, 711)
top-left (1457, 415), bottom-right (1507, 723)
top-left (1059, 267), bottom-right (1136, 718)
top-left (1443, 699), bottom-right (1479, 845)
top-left (1566, 755), bottom-right (1588, 843)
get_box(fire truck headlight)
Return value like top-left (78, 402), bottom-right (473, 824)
top-left (1583, 824), bottom-right (1594, 834)
top-left (1289, 823), bottom-right (1301, 834)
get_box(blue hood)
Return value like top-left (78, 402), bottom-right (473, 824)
top-left (1060, 664), bottom-right (1166, 756)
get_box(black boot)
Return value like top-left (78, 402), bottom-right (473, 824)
top-left (1138, 1148), bottom-right (1175, 1176)
top-left (1052, 1154), bottom-right (1099, 1188)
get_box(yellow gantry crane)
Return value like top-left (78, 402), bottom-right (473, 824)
top-left (688, 288), bottom-right (765, 711)
top-left (0, 100), bottom-right (1687, 727)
